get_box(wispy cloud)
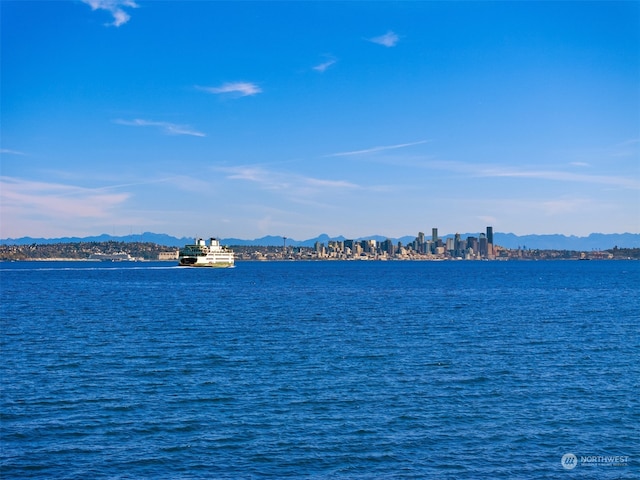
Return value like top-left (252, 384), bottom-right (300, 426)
top-left (220, 166), bottom-right (360, 197)
top-left (369, 31), bottom-right (400, 47)
top-left (541, 196), bottom-right (591, 216)
top-left (395, 156), bottom-right (640, 190)
top-left (477, 167), bottom-right (640, 189)
top-left (197, 82), bottom-right (262, 97)
top-left (326, 140), bottom-right (429, 157)
top-left (305, 178), bottom-right (357, 189)
top-left (0, 149), bottom-right (26, 156)
top-left (615, 138), bottom-right (640, 148)
top-left (611, 138), bottom-right (640, 158)
top-left (81, 0), bottom-right (138, 27)
top-left (226, 167), bottom-right (281, 186)
top-left (1, 176), bottom-right (131, 230)
top-left (114, 118), bottom-right (205, 137)
top-left (313, 56), bottom-right (337, 73)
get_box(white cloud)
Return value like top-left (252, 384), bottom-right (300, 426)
top-left (0, 149), bottom-right (26, 155)
top-left (226, 167), bottom-right (274, 184)
top-left (305, 178), bottom-right (358, 188)
top-left (220, 166), bottom-right (359, 196)
top-left (610, 138), bottom-right (640, 158)
top-left (541, 197), bottom-right (590, 216)
top-left (1, 177), bottom-right (130, 216)
top-left (114, 118), bottom-right (205, 137)
top-left (456, 196), bottom-right (612, 236)
top-left (478, 168), bottom-right (640, 189)
top-left (198, 82), bottom-right (262, 97)
top-left (0, 176), bottom-right (132, 237)
top-left (615, 138), bottom-right (640, 148)
top-left (406, 157), bottom-right (639, 190)
top-left (313, 57), bottom-right (337, 73)
top-left (226, 167), bottom-right (300, 192)
top-left (81, 0), bottom-right (138, 27)
top-left (327, 140), bottom-right (429, 157)
top-left (369, 31), bottom-right (400, 47)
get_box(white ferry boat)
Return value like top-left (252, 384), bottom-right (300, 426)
top-left (89, 252), bottom-right (136, 262)
top-left (178, 238), bottom-right (235, 267)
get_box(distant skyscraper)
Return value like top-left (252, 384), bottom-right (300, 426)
top-left (467, 236), bottom-right (478, 253)
top-left (479, 233), bottom-right (488, 257)
top-left (486, 226), bottom-right (494, 245)
top-left (381, 239), bottom-right (395, 255)
top-left (454, 233), bottom-right (461, 257)
top-left (446, 237), bottom-right (455, 251)
top-left (431, 228), bottom-right (439, 254)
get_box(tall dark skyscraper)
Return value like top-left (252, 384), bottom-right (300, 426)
top-left (432, 228), bottom-right (438, 243)
top-left (486, 226), bottom-right (494, 245)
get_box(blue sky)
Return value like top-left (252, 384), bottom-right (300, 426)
top-left (1, 1), bottom-right (639, 240)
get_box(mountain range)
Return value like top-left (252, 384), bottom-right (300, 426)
top-left (2, 232), bottom-right (639, 250)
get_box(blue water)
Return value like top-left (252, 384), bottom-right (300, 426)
top-left (1, 260), bottom-right (638, 478)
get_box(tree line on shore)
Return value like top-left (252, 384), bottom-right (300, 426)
top-left (0, 241), bottom-right (639, 261)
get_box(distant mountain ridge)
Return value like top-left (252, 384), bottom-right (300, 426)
top-left (2, 232), bottom-right (639, 250)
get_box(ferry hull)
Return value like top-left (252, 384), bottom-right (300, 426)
top-left (178, 237), bottom-right (235, 268)
top-left (179, 258), bottom-right (234, 268)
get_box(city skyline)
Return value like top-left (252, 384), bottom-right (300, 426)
top-left (2, 1), bottom-right (639, 240)
top-left (3, 228), bottom-right (639, 252)
top-left (309, 226), bottom-right (498, 260)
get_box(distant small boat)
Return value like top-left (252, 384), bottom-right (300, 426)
top-left (89, 252), bottom-right (135, 262)
top-left (178, 238), bottom-right (235, 268)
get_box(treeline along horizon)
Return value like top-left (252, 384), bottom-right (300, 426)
top-left (1, 241), bottom-right (639, 261)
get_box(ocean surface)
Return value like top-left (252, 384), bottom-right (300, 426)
top-left (1, 260), bottom-right (638, 478)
